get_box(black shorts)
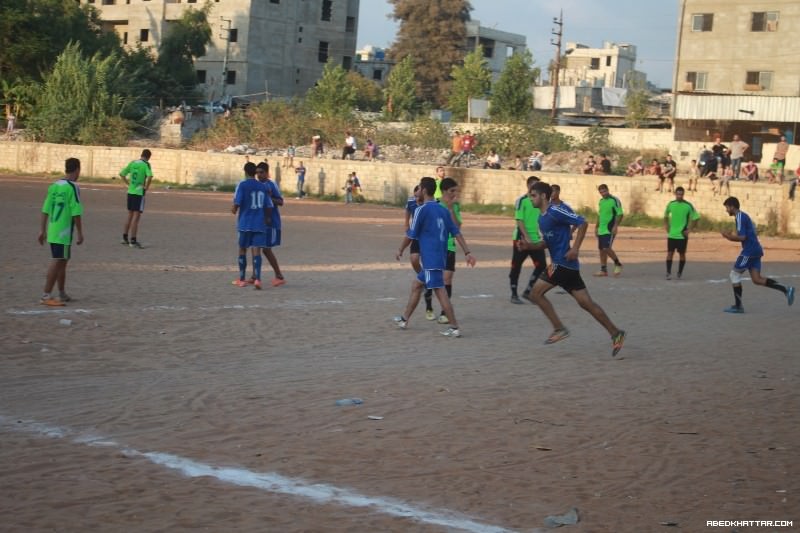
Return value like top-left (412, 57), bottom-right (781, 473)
top-left (667, 237), bottom-right (688, 253)
top-left (50, 243), bottom-right (71, 260)
top-left (446, 250), bottom-right (456, 272)
top-left (542, 264), bottom-right (586, 293)
top-left (127, 193), bottom-right (145, 212)
top-left (410, 239), bottom-right (420, 254)
top-left (597, 234), bottom-right (614, 250)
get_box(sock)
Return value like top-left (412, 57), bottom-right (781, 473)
top-left (510, 283), bottom-right (518, 297)
top-left (253, 255), bottom-right (262, 281)
top-left (424, 289), bottom-right (433, 311)
top-left (733, 285), bottom-right (743, 308)
top-left (446, 284), bottom-right (452, 299)
top-left (600, 265), bottom-right (608, 272)
top-left (678, 260), bottom-right (686, 275)
top-left (131, 237), bottom-right (138, 243)
top-left (122, 233), bottom-right (128, 242)
top-left (765, 278), bottom-right (788, 294)
top-left (666, 259), bottom-right (673, 274)
top-left (238, 254), bottom-right (247, 280)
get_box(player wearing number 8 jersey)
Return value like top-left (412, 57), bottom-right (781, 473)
top-left (119, 149), bottom-right (153, 248)
top-left (232, 162), bottom-right (273, 289)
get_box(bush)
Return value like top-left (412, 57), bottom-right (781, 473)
top-left (474, 123), bottom-right (573, 159)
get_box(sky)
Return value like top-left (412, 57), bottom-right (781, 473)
top-left (357, 0), bottom-right (679, 89)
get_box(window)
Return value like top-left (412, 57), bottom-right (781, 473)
top-left (102, 0), bottom-right (115, 4)
top-left (321, 0), bottom-right (332, 21)
top-left (606, 56), bottom-right (612, 67)
top-left (373, 70), bottom-right (383, 81)
top-left (342, 56), bottom-right (352, 70)
top-left (686, 71), bottom-right (708, 91)
top-left (745, 71), bottom-right (772, 90)
top-left (318, 41), bottom-right (329, 62)
top-left (691, 13), bottom-right (713, 32)
top-left (196, 70), bottom-right (206, 84)
top-left (139, 29), bottom-right (149, 42)
top-left (123, 32), bottom-right (128, 44)
top-left (345, 16), bottom-right (355, 32)
top-left (226, 70), bottom-right (236, 85)
top-left (751, 12), bottom-right (779, 32)
top-left (187, 0), bottom-right (197, 3)
top-left (590, 57), bottom-right (600, 70)
top-left (229, 29), bottom-right (238, 43)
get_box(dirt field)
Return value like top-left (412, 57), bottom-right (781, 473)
top-left (1, 174), bottom-right (798, 532)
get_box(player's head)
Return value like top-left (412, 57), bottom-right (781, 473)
top-left (526, 175), bottom-right (540, 187)
top-left (141, 149), bottom-right (151, 160)
top-left (598, 184), bottom-right (610, 197)
top-left (551, 184), bottom-right (561, 201)
top-left (441, 177), bottom-right (459, 202)
top-left (244, 162), bottom-right (257, 177)
top-left (65, 157), bottom-right (80, 178)
top-left (723, 196), bottom-right (740, 215)
top-left (435, 166), bottom-right (445, 178)
top-left (256, 162), bottom-right (268, 181)
top-left (675, 186), bottom-right (685, 197)
top-left (529, 181), bottom-right (552, 209)
top-left (420, 177), bottom-right (436, 197)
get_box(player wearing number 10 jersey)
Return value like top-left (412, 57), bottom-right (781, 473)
top-left (232, 162), bottom-right (273, 289)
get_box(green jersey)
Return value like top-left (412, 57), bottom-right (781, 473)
top-left (664, 199), bottom-right (700, 239)
top-left (513, 194), bottom-right (541, 243)
top-left (434, 178), bottom-right (443, 201)
top-left (597, 195), bottom-right (623, 236)
top-left (447, 202), bottom-right (462, 252)
top-left (120, 159), bottom-right (153, 195)
top-left (42, 179), bottom-right (83, 245)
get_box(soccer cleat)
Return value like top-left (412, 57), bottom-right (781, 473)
top-left (440, 327), bottom-right (461, 338)
top-left (611, 330), bottom-right (626, 357)
top-left (129, 241), bottom-right (143, 249)
top-left (522, 289), bottom-right (531, 300)
top-left (425, 309), bottom-right (435, 321)
top-left (393, 316), bottom-right (407, 329)
top-left (665, 273), bottom-right (671, 280)
top-left (787, 286), bottom-right (795, 307)
top-left (613, 264), bottom-right (623, 277)
top-left (510, 295), bottom-right (524, 304)
top-left (40, 297), bottom-right (65, 307)
top-left (232, 279), bottom-right (249, 287)
top-left (271, 277), bottom-right (286, 287)
top-left (544, 328), bottom-right (570, 345)
top-left (593, 270), bottom-right (608, 277)
top-left (437, 314), bottom-right (450, 324)
top-left (120, 239), bottom-right (129, 245)
top-left (677, 272), bottom-right (683, 280)
top-left (58, 292), bottom-right (72, 302)
top-left (724, 305), bottom-right (744, 314)
top-left (253, 280), bottom-right (262, 290)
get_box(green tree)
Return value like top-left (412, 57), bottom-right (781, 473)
top-left (447, 45), bottom-right (491, 121)
top-left (155, 2), bottom-right (212, 104)
top-left (625, 81), bottom-right (651, 128)
top-left (389, 0), bottom-right (472, 107)
top-left (346, 71), bottom-right (383, 112)
top-left (383, 55), bottom-right (418, 120)
top-left (490, 50), bottom-right (535, 123)
top-left (305, 60), bottom-right (357, 118)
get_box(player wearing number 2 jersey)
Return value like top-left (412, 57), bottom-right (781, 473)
top-left (232, 162), bottom-right (273, 289)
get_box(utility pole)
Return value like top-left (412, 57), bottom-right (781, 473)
top-left (550, 10), bottom-right (563, 123)
top-left (220, 17), bottom-right (232, 100)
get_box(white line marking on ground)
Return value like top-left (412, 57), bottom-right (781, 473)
top-left (6, 308), bottom-right (94, 316)
top-left (460, 294), bottom-right (494, 299)
top-left (0, 416), bottom-right (517, 533)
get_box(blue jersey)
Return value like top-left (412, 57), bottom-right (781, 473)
top-left (234, 178), bottom-right (273, 232)
top-left (405, 196), bottom-right (420, 216)
top-left (263, 179), bottom-right (283, 229)
top-left (407, 200), bottom-right (460, 270)
top-left (539, 204), bottom-right (586, 270)
top-left (735, 211), bottom-right (763, 257)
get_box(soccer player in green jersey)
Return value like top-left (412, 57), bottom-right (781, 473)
top-left (663, 187), bottom-right (700, 279)
top-left (38, 158), bottom-right (84, 306)
top-left (594, 184), bottom-right (624, 277)
top-left (510, 175), bottom-right (547, 304)
top-left (119, 149), bottom-right (153, 248)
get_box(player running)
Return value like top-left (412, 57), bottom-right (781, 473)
top-left (232, 162), bottom-right (273, 289)
top-left (663, 186), bottom-right (700, 280)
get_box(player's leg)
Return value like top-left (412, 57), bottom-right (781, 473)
top-left (509, 243), bottom-right (526, 303)
top-left (234, 231), bottom-right (249, 286)
top-left (41, 244), bottom-right (68, 305)
top-left (395, 274), bottom-right (426, 327)
top-left (523, 249), bottom-right (547, 300)
top-left (726, 260), bottom-right (746, 312)
top-left (263, 228), bottom-right (286, 285)
top-left (595, 238), bottom-right (609, 276)
top-left (122, 209), bottom-right (135, 244)
top-left (128, 197), bottom-right (144, 247)
top-left (263, 248), bottom-right (283, 281)
top-left (677, 239), bottom-right (688, 278)
top-left (438, 263), bottom-right (454, 323)
top-left (251, 245), bottom-right (263, 289)
top-left (749, 263), bottom-right (794, 305)
top-left (530, 274), bottom-right (567, 342)
top-left (568, 273), bottom-right (626, 356)
top-left (433, 286), bottom-right (460, 337)
top-left (666, 239), bottom-right (676, 279)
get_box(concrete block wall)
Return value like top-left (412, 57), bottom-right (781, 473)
top-left (2, 141), bottom-right (798, 234)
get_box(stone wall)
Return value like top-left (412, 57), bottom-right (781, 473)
top-left (2, 140), bottom-right (798, 234)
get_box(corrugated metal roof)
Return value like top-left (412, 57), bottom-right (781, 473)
top-left (674, 93), bottom-right (800, 121)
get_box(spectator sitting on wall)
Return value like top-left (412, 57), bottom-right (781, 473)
top-left (364, 139), bottom-right (377, 161)
top-left (583, 155), bottom-right (597, 175)
top-left (598, 154), bottom-right (612, 175)
top-left (483, 148), bottom-right (501, 170)
top-left (510, 155), bottom-right (525, 171)
top-left (625, 156), bottom-right (644, 177)
top-left (342, 131), bottom-right (357, 160)
top-left (742, 159), bottom-right (759, 182)
top-left (528, 150), bottom-right (543, 171)
top-left (765, 158), bottom-right (781, 184)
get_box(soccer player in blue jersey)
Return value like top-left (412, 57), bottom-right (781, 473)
top-left (232, 162), bottom-right (272, 289)
top-left (404, 184), bottom-right (435, 318)
top-left (720, 197), bottom-right (795, 313)
top-left (256, 162), bottom-right (286, 287)
top-left (520, 182), bottom-right (626, 356)
top-left (395, 177), bottom-right (476, 338)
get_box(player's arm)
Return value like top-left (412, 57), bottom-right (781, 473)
top-left (403, 210), bottom-right (411, 232)
top-left (454, 234), bottom-right (476, 267)
top-left (516, 219), bottom-right (531, 242)
top-left (396, 235), bottom-right (412, 260)
top-left (231, 203), bottom-right (239, 215)
top-left (566, 221), bottom-right (589, 260)
top-left (38, 212), bottom-right (48, 245)
top-left (73, 214), bottom-right (84, 245)
top-left (119, 172), bottom-right (129, 186)
top-left (144, 175), bottom-right (153, 191)
top-left (663, 208), bottom-right (670, 233)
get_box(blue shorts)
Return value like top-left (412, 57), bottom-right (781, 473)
top-left (238, 231), bottom-right (267, 249)
top-left (597, 234), bottom-right (614, 250)
top-left (416, 269), bottom-right (445, 289)
top-left (127, 193), bottom-right (145, 212)
top-left (266, 227), bottom-right (281, 248)
top-left (733, 255), bottom-right (762, 272)
top-left (50, 243), bottom-right (71, 260)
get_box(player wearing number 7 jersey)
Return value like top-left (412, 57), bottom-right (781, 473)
top-left (232, 162), bottom-right (273, 289)
top-left (38, 157), bottom-right (84, 306)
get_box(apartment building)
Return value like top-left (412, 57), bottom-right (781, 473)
top-left (80, 0), bottom-right (359, 101)
top-left (673, 0), bottom-right (800, 154)
top-left (560, 41), bottom-right (645, 89)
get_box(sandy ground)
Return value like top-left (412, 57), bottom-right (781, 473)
top-left (1, 174), bottom-right (798, 533)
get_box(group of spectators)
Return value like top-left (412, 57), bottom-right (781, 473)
top-left (308, 132), bottom-right (379, 162)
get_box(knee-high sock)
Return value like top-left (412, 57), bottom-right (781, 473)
top-left (238, 255), bottom-right (247, 280)
top-left (253, 254), bottom-right (262, 280)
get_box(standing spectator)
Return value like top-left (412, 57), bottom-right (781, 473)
top-left (728, 134), bottom-right (749, 179)
top-left (719, 164), bottom-right (734, 196)
top-left (625, 156), bottom-right (644, 176)
top-left (483, 148), bottom-right (501, 169)
top-left (648, 158), bottom-right (665, 192)
top-left (742, 159), bottom-right (759, 182)
top-left (528, 149), bottom-right (544, 171)
top-left (699, 147), bottom-right (718, 177)
top-left (720, 148), bottom-right (732, 175)
top-left (583, 155), bottom-right (597, 175)
top-left (311, 135), bottom-right (324, 157)
top-left (662, 154), bottom-right (677, 192)
top-left (343, 173), bottom-right (354, 203)
top-left (5, 109), bottom-right (15, 135)
top-left (295, 161), bottom-right (306, 198)
top-left (774, 135), bottom-right (789, 179)
top-left (599, 154), bottom-right (612, 175)
top-left (447, 130), bottom-right (463, 166)
top-left (119, 149), bottom-right (153, 249)
top-left (711, 136), bottom-right (727, 169)
top-left (687, 159), bottom-right (700, 192)
top-left (789, 164), bottom-right (799, 200)
top-left (283, 145), bottom-right (295, 168)
top-left (38, 157), bottom-right (84, 306)
top-left (363, 139), bottom-right (377, 161)
top-left (342, 131), bottom-right (356, 160)
top-left (455, 130), bottom-right (476, 166)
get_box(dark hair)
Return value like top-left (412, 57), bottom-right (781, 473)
top-left (256, 162), bottom-right (269, 172)
top-left (551, 183), bottom-right (561, 192)
top-left (531, 181), bottom-right (552, 199)
top-left (244, 162), bottom-right (257, 177)
top-left (526, 175), bottom-right (540, 186)
top-left (65, 157), bottom-right (80, 173)
top-left (675, 186), bottom-right (685, 193)
top-left (723, 196), bottom-right (740, 209)
top-left (141, 149), bottom-right (152, 159)
top-left (413, 184), bottom-right (420, 192)
top-left (420, 176), bottom-right (436, 196)
top-left (441, 177), bottom-right (458, 191)
top-left (598, 184), bottom-right (609, 191)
